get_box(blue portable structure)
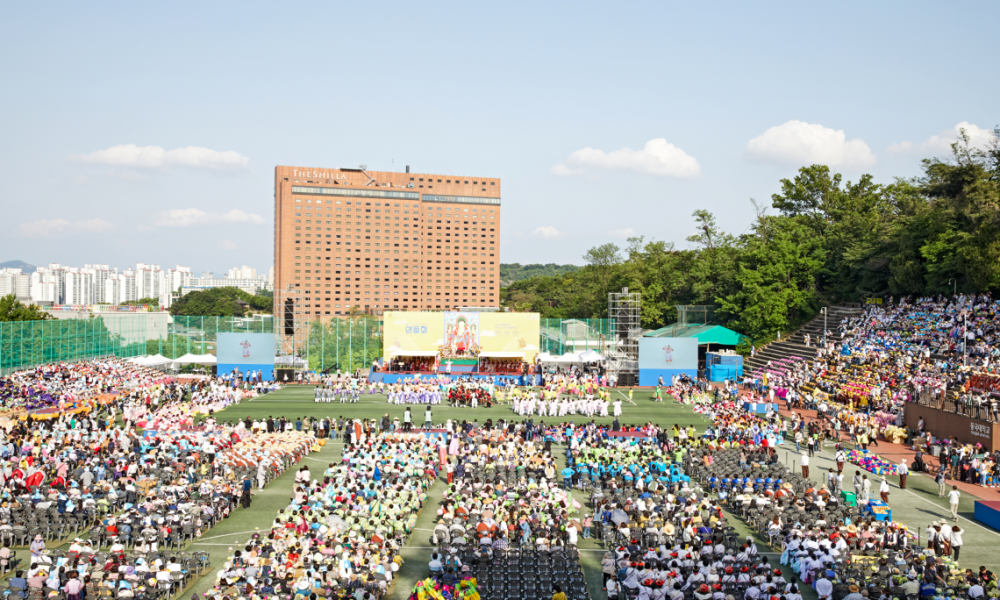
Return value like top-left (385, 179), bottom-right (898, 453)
top-left (706, 351), bottom-right (743, 382)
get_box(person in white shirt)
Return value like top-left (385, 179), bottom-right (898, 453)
top-left (949, 525), bottom-right (963, 560)
top-left (815, 576), bottom-right (833, 600)
top-left (968, 582), bottom-right (985, 599)
top-left (801, 454), bottom-right (809, 478)
top-left (948, 486), bottom-right (961, 520)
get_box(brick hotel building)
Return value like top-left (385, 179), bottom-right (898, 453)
top-left (273, 165), bottom-right (501, 317)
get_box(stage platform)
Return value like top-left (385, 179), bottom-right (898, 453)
top-left (369, 372), bottom-right (543, 386)
top-left (975, 501), bottom-right (1000, 530)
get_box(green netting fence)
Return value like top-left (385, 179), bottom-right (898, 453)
top-left (540, 318), bottom-right (610, 355)
top-left (0, 317), bottom-right (149, 375)
top-left (0, 314), bottom-right (606, 374)
top-left (304, 318), bottom-right (383, 373)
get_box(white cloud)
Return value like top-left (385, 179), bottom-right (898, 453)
top-left (220, 209), bottom-right (264, 224)
top-left (217, 239), bottom-right (238, 251)
top-left (156, 208), bottom-right (264, 227)
top-left (888, 121), bottom-right (998, 156)
top-left (610, 227), bottom-right (635, 239)
top-left (17, 218), bottom-right (114, 238)
top-left (531, 226), bottom-right (567, 240)
top-left (69, 144), bottom-right (249, 170)
top-left (746, 120), bottom-right (876, 168)
top-left (552, 138), bottom-right (702, 178)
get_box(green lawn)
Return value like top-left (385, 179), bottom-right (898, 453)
top-left (208, 385), bottom-right (712, 431)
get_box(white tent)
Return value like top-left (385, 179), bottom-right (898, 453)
top-left (537, 352), bottom-right (557, 362)
top-left (138, 354), bottom-right (172, 366)
top-left (578, 349), bottom-right (605, 362)
top-left (173, 353), bottom-right (217, 365)
top-left (478, 351), bottom-right (525, 358)
top-left (556, 352), bottom-right (583, 363)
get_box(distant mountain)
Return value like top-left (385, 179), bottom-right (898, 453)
top-left (499, 263), bottom-right (580, 287)
top-left (0, 260), bottom-right (36, 273)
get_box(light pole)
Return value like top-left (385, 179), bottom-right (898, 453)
top-left (820, 307), bottom-right (827, 346)
top-left (949, 278), bottom-right (956, 297)
top-left (964, 311), bottom-right (968, 366)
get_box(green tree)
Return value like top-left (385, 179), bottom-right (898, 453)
top-left (582, 243), bottom-right (622, 315)
top-left (0, 294), bottom-right (52, 322)
top-left (718, 215), bottom-right (824, 340)
top-left (169, 287), bottom-right (272, 317)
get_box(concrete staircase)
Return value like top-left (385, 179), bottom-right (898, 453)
top-left (744, 305), bottom-right (864, 378)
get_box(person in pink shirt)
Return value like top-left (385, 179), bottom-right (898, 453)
top-left (63, 576), bottom-right (83, 600)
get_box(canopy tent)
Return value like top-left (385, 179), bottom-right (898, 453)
top-left (555, 352), bottom-right (583, 363)
top-left (478, 351), bottom-right (525, 359)
top-left (644, 324), bottom-right (746, 346)
top-left (389, 351), bottom-right (439, 358)
top-left (173, 353), bottom-right (217, 365)
top-left (537, 352), bottom-right (557, 362)
top-left (132, 354), bottom-right (172, 366)
top-left (577, 349), bottom-right (605, 362)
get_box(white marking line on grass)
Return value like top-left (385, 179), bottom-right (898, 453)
top-left (196, 530), bottom-right (262, 541)
top-left (898, 477), bottom-right (1000, 538)
top-left (191, 543), bottom-right (248, 546)
top-left (803, 448), bottom-right (1000, 539)
top-left (615, 391), bottom-right (636, 406)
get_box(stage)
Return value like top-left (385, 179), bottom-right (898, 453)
top-left (369, 372), bottom-right (543, 386)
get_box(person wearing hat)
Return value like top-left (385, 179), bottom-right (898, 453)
top-left (843, 584), bottom-right (864, 600)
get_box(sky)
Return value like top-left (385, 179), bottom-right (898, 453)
top-left (1, 1), bottom-right (997, 276)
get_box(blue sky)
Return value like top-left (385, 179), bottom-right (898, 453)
top-left (1, 1), bottom-right (996, 275)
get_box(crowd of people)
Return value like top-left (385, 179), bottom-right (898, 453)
top-left (0, 356), bottom-right (325, 599)
top-left (747, 295), bottom-right (1000, 491)
top-left (446, 383), bottom-right (494, 408)
top-left (203, 431), bottom-right (437, 600)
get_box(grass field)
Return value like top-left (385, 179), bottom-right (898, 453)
top-left (203, 386), bottom-right (713, 431)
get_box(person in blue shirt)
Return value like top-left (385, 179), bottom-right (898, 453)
top-left (561, 467), bottom-right (575, 489)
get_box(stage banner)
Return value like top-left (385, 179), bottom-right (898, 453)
top-left (383, 312), bottom-right (443, 361)
top-left (217, 333), bottom-right (275, 381)
top-left (382, 312), bottom-right (540, 363)
top-left (479, 313), bottom-right (540, 362)
top-left (638, 337), bottom-right (698, 386)
top-left (218, 333), bottom-right (275, 365)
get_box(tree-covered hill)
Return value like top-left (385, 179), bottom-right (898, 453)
top-left (499, 263), bottom-right (579, 286)
top-left (169, 287), bottom-right (272, 317)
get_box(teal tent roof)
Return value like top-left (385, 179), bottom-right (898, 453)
top-left (644, 324), bottom-right (745, 346)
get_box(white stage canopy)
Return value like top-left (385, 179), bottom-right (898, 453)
top-left (578, 349), bottom-right (605, 362)
top-left (173, 353), bottom-right (217, 365)
top-left (391, 351), bottom-right (440, 357)
top-left (131, 354), bottom-right (172, 366)
top-left (555, 353), bottom-right (583, 363)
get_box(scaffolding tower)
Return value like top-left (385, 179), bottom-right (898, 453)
top-left (274, 284), bottom-right (309, 371)
top-left (608, 287), bottom-right (641, 386)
